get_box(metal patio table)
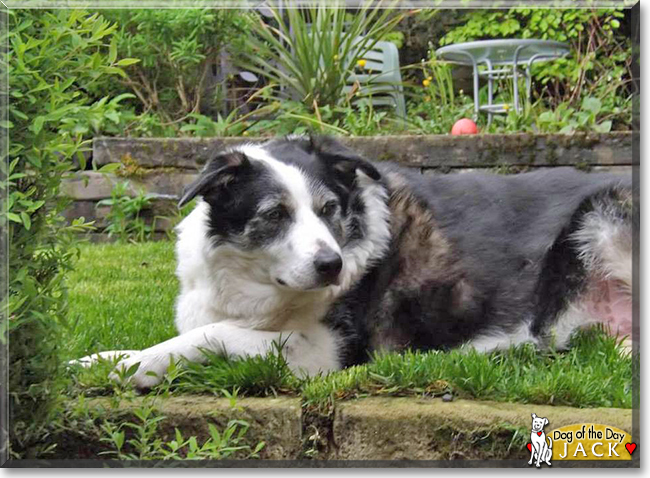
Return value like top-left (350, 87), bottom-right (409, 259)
top-left (436, 39), bottom-right (570, 123)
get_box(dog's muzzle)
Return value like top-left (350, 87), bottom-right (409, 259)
top-left (313, 247), bottom-right (343, 285)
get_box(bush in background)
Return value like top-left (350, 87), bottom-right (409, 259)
top-left (2, 9), bottom-right (135, 457)
top-left (96, 8), bottom-right (250, 129)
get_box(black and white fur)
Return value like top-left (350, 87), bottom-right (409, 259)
top-left (75, 136), bottom-right (634, 388)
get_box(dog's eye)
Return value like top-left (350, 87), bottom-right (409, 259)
top-left (320, 201), bottom-right (339, 217)
top-left (263, 205), bottom-right (287, 222)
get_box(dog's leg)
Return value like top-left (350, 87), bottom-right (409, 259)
top-left (110, 321), bottom-right (339, 388)
top-left (534, 442), bottom-right (543, 468)
top-left (545, 438), bottom-right (553, 465)
top-left (68, 350), bottom-right (140, 368)
top-left (528, 442), bottom-right (536, 465)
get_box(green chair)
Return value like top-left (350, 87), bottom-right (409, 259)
top-left (344, 36), bottom-right (407, 119)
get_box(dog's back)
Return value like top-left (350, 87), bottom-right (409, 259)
top-left (327, 165), bottom-right (633, 365)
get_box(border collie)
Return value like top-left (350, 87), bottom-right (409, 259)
top-left (76, 135), bottom-right (635, 388)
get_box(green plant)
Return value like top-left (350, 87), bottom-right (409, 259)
top-left (405, 55), bottom-right (476, 134)
top-left (100, 412), bottom-right (264, 460)
top-left (96, 8), bottom-right (251, 123)
top-left (96, 382), bottom-right (264, 460)
top-left (535, 96), bottom-right (613, 133)
top-left (339, 98), bottom-right (391, 136)
top-left (97, 182), bottom-right (157, 243)
top-left (421, 58), bottom-right (457, 109)
top-left (240, 1), bottom-right (406, 111)
top-left (2, 9), bottom-right (137, 457)
top-left (178, 86), bottom-right (280, 137)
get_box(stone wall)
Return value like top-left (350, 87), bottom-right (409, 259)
top-left (49, 396), bottom-right (633, 462)
top-left (63, 133), bottom-right (634, 240)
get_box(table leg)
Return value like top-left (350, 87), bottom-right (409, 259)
top-left (486, 59), bottom-right (493, 126)
top-left (513, 45), bottom-right (529, 114)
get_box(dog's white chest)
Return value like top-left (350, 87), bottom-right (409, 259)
top-left (283, 321), bottom-right (341, 376)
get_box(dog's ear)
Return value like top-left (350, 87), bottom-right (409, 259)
top-left (531, 413), bottom-right (537, 419)
top-left (309, 135), bottom-right (381, 188)
top-left (544, 418), bottom-right (549, 426)
top-left (178, 151), bottom-right (250, 208)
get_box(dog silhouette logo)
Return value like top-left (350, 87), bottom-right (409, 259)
top-left (527, 413), bottom-right (553, 467)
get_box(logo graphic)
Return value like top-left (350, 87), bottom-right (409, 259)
top-left (526, 419), bottom-right (634, 461)
top-left (527, 413), bottom-right (553, 468)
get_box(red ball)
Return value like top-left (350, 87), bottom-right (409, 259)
top-left (451, 118), bottom-right (478, 135)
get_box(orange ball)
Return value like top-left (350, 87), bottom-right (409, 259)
top-left (451, 118), bottom-right (478, 135)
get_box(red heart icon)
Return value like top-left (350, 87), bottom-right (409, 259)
top-left (537, 431), bottom-right (542, 436)
top-left (625, 443), bottom-right (636, 455)
top-left (527, 443), bottom-right (532, 452)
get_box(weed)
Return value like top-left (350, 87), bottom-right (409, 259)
top-left (97, 181), bottom-right (157, 242)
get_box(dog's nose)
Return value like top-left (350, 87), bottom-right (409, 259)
top-left (313, 248), bottom-right (343, 284)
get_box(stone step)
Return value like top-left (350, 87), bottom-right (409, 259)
top-left (52, 396), bottom-right (634, 463)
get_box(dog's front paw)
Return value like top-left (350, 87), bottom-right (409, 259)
top-left (68, 350), bottom-right (139, 368)
top-left (109, 352), bottom-right (170, 389)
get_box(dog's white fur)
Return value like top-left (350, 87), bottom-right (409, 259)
top-left (528, 413), bottom-right (552, 467)
top-left (75, 145), bottom-right (391, 388)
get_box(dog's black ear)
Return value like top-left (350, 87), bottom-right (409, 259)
top-left (531, 413), bottom-right (537, 419)
top-left (310, 135), bottom-right (381, 187)
top-left (178, 151), bottom-right (249, 208)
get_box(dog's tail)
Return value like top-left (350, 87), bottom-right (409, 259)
top-left (546, 437), bottom-right (552, 450)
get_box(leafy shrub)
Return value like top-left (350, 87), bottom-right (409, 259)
top-left (240, 1), bottom-right (405, 111)
top-left (2, 9), bottom-right (135, 457)
top-left (535, 96), bottom-right (613, 133)
top-left (97, 8), bottom-right (250, 124)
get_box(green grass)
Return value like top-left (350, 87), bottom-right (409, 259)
top-left (66, 242), bottom-right (634, 409)
top-left (66, 241), bottom-right (178, 360)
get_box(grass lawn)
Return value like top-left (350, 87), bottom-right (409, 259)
top-left (66, 241), bottom-right (634, 409)
top-left (66, 241), bottom-right (178, 360)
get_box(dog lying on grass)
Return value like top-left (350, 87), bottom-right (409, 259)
top-left (75, 135), bottom-right (635, 388)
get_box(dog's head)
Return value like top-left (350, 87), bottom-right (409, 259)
top-left (178, 135), bottom-right (382, 291)
top-left (531, 413), bottom-right (549, 433)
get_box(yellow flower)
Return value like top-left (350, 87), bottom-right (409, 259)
top-left (357, 59), bottom-right (367, 68)
top-left (422, 78), bottom-right (431, 87)
top-left (333, 54), bottom-right (339, 61)
top-left (503, 104), bottom-right (510, 111)
top-left (242, 130), bottom-right (249, 136)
